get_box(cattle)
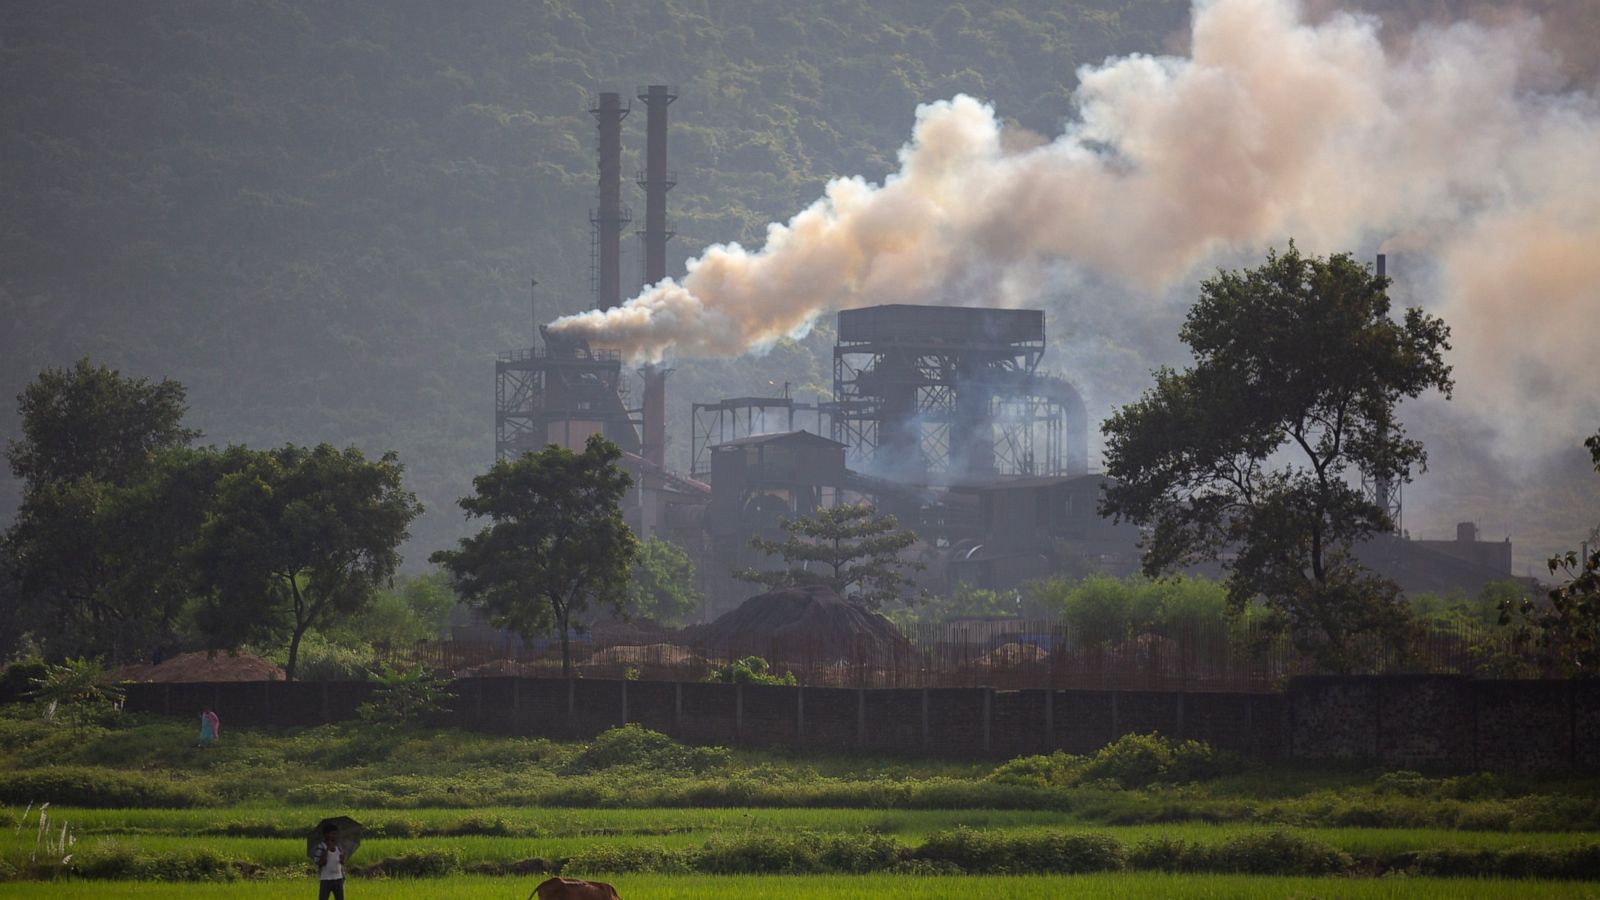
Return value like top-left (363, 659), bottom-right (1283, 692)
top-left (530, 876), bottom-right (622, 900)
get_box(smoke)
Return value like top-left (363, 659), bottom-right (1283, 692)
top-left (551, 0), bottom-right (1600, 453)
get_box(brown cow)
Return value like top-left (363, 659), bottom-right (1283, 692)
top-left (530, 876), bottom-right (622, 900)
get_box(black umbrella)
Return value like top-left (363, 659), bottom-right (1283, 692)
top-left (307, 815), bottom-right (364, 863)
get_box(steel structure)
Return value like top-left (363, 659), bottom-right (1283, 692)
top-left (493, 337), bottom-right (638, 459)
top-left (831, 305), bottom-right (1083, 479)
top-left (1361, 253), bottom-right (1403, 534)
top-left (689, 395), bottom-right (827, 479)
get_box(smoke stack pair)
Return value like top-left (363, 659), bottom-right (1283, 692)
top-left (590, 86), bottom-right (675, 467)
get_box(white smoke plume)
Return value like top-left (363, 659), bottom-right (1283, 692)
top-left (551, 0), bottom-right (1600, 449)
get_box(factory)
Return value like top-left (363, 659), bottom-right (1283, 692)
top-left (494, 86), bottom-right (1518, 622)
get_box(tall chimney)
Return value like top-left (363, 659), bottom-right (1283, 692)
top-left (637, 84), bottom-right (677, 467)
top-left (590, 92), bottom-right (629, 310)
top-left (1373, 253), bottom-right (1397, 533)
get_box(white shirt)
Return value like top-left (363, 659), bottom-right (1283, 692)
top-left (316, 844), bottom-right (343, 880)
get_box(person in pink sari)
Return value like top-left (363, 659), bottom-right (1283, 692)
top-left (197, 708), bottom-right (220, 748)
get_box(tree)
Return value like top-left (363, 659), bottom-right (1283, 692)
top-left (1500, 428), bottom-right (1600, 676)
top-left (191, 444), bottom-right (422, 680)
top-left (1101, 245), bottom-right (1453, 671)
top-left (4, 361), bottom-right (212, 662)
top-left (738, 502), bottom-right (923, 608)
top-left (623, 538), bottom-right (703, 626)
top-left (432, 436), bottom-right (638, 678)
top-left (6, 357), bottom-right (199, 490)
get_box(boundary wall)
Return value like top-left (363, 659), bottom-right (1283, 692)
top-left (121, 675), bottom-right (1600, 770)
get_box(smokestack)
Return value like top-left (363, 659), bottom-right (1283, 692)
top-left (638, 84), bottom-right (677, 467)
top-left (1373, 253), bottom-right (1397, 532)
top-left (590, 91), bottom-right (629, 311)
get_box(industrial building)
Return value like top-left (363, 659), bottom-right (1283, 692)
top-left (495, 86), bottom-right (1520, 621)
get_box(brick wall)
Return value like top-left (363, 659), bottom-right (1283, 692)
top-left (119, 676), bottom-right (1595, 770)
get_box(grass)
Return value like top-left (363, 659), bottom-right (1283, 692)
top-left (4, 709), bottom-right (1600, 886)
top-left (2, 874), bottom-right (1599, 899)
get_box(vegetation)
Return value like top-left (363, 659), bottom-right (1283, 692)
top-left (1500, 430), bottom-right (1600, 677)
top-left (624, 538), bottom-right (703, 627)
top-left (3, 360), bottom-right (206, 662)
top-left (191, 444), bottom-right (422, 680)
top-left (433, 436), bottom-right (638, 677)
top-left (702, 656), bottom-right (797, 686)
top-left (739, 502), bottom-right (922, 608)
top-left (1102, 246), bottom-right (1454, 672)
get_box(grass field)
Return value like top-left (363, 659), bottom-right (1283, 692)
top-left (3, 710), bottom-right (1600, 891)
top-left (3, 874), bottom-right (1600, 899)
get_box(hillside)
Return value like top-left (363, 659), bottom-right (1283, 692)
top-left (2, 0), bottom-right (1594, 570)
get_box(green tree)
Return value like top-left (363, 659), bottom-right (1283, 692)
top-left (191, 444), bottom-right (422, 680)
top-left (624, 538), bottom-right (703, 626)
top-left (4, 361), bottom-right (214, 661)
top-left (738, 502), bottom-right (923, 608)
top-left (432, 436), bottom-right (638, 678)
top-left (1501, 428), bottom-right (1600, 676)
top-left (330, 569), bottom-right (460, 649)
top-left (6, 357), bottom-right (198, 489)
top-left (1101, 246), bottom-right (1453, 671)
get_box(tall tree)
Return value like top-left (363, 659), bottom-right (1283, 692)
top-left (7, 357), bottom-right (198, 489)
top-left (1101, 245), bottom-right (1453, 672)
top-left (624, 538), bottom-right (703, 627)
top-left (739, 502), bottom-right (922, 608)
top-left (4, 360), bottom-right (208, 661)
top-left (191, 444), bottom-right (422, 680)
top-left (432, 436), bottom-right (637, 677)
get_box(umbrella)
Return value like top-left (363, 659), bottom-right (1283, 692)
top-left (307, 815), bottom-right (363, 863)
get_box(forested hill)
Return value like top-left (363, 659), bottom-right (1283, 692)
top-left (2, 0), bottom-right (1594, 571)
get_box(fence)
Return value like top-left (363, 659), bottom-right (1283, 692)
top-left (387, 618), bottom-right (1522, 693)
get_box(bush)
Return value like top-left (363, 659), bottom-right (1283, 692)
top-left (1201, 830), bottom-right (1352, 876)
top-left (916, 827), bottom-right (1125, 874)
top-left (71, 844), bottom-right (242, 881)
top-left (0, 661), bottom-right (48, 705)
top-left (563, 725), bottom-right (729, 775)
top-left (0, 767), bottom-right (206, 807)
top-left (703, 656), bottom-right (797, 686)
top-left (987, 751), bottom-right (1085, 789)
top-left (565, 844), bottom-right (692, 874)
top-left (1077, 733), bottom-right (1238, 788)
top-left (358, 846), bottom-right (462, 877)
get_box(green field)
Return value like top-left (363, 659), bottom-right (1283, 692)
top-left (3, 712), bottom-right (1600, 892)
top-left (4, 874), bottom-right (1600, 899)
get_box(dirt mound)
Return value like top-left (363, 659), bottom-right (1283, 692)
top-left (586, 644), bottom-right (704, 667)
top-left (116, 651), bottom-right (284, 683)
top-left (686, 584), bottom-right (911, 662)
top-left (981, 642), bottom-right (1050, 667)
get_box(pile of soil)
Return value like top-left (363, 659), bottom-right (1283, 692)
top-left (117, 651), bottom-right (284, 683)
top-left (981, 642), bottom-right (1050, 667)
top-left (686, 584), bottom-right (911, 662)
top-left (586, 644), bottom-right (704, 667)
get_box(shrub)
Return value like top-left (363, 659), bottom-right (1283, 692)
top-left (563, 724), bottom-right (729, 775)
top-left (0, 660), bottom-right (48, 705)
top-left (1373, 770), bottom-right (1433, 797)
top-left (565, 844), bottom-right (692, 874)
top-left (987, 751), bottom-right (1086, 789)
top-left (359, 846), bottom-right (462, 877)
top-left (0, 767), bottom-right (206, 807)
top-left (357, 664), bottom-right (455, 730)
top-left (1201, 830), bottom-right (1352, 876)
top-left (916, 827), bottom-right (1125, 874)
top-left (703, 656), bottom-right (797, 686)
top-left (1071, 733), bottom-right (1239, 789)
